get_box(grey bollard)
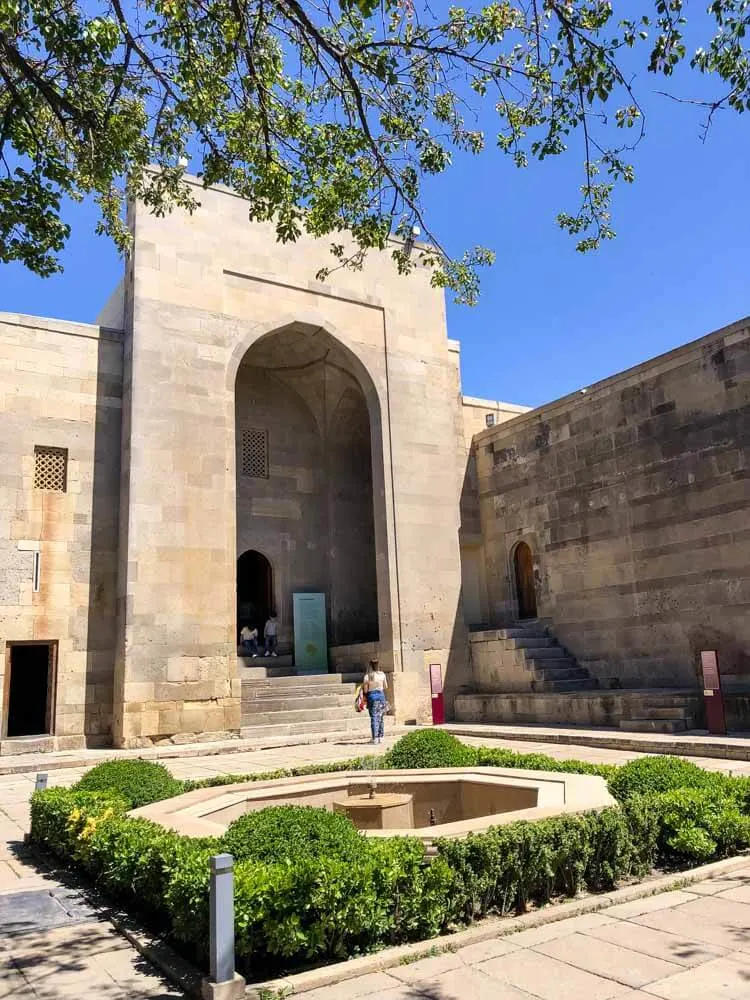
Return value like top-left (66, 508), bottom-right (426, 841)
top-left (209, 853), bottom-right (235, 985)
top-left (35, 773), bottom-right (48, 792)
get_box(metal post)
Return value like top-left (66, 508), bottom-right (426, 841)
top-left (209, 853), bottom-right (235, 985)
top-left (35, 773), bottom-right (48, 792)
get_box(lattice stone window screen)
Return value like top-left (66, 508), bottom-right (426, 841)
top-left (33, 446), bottom-right (68, 492)
top-left (241, 429), bottom-right (268, 478)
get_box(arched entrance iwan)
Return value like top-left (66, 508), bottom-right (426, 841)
top-left (231, 319), bottom-right (386, 658)
top-left (513, 541), bottom-right (537, 620)
top-left (237, 550), bottom-right (273, 641)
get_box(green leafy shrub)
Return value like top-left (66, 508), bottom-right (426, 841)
top-left (166, 831), bottom-right (451, 974)
top-left (644, 788), bottom-right (750, 863)
top-left (608, 756), bottom-right (729, 803)
top-left (74, 759), bottom-right (184, 808)
top-left (29, 787), bottom-right (126, 859)
top-left (474, 746), bottom-right (616, 781)
top-left (386, 729), bottom-right (477, 769)
top-left (620, 795), bottom-right (661, 875)
top-left (222, 806), bottom-right (365, 864)
top-left (182, 758), bottom-right (370, 793)
top-left (30, 785), bottom-right (216, 918)
top-left (437, 807), bottom-right (631, 922)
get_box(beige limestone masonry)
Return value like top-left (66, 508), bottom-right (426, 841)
top-left (131, 766), bottom-right (616, 841)
top-left (459, 396), bottom-right (531, 628)
top-left (111, 178), bottom-right (473, 746)
top-left (466, 317), bottom-right (750, 696)
top-left (0, 312), bottom-right (122, 748)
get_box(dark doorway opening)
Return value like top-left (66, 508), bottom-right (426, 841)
top-left (4, 643), bottom-right (56, 738)
top-left (237, 550), bottom-right (273, 641)
top-left (514, 542), bottom-right (537, 620)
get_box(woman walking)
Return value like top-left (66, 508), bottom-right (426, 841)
top-left (363, 658), bottom-right (388, 745)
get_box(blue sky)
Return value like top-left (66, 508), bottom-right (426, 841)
top-left (1, 52), bottom-right (748, 409)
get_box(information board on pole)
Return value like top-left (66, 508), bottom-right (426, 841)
top-left (429, 663), bottom-right (445, 725)
top-left (700, 650), bottom-right (726, 735)
top-left (292, 593), bottom-right (328, 674)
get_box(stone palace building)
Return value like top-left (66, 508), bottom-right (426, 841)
top-left (1, 179), bottom-right (749, 750)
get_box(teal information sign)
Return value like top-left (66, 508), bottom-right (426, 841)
top-left (292, 593), bottom-right (328, 674)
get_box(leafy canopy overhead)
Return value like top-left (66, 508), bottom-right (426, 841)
top-left (1, 0), bottom-right (748, 302)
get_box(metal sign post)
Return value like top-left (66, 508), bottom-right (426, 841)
top-left (700, 650), bottom-right (726, 735)
top-left (429, 663), bottom-right (444, 726)
top-left (201, 854), bottom-right (246, 999)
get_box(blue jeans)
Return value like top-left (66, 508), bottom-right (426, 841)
top-left (264, 635), bottom-right (277, 655)
top-left (242, 638), bottom-right (258, 655)
top-left (367, 691), bottom-right (386, 740)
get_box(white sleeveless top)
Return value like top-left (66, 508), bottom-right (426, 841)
top-left (364, 670), bottom-right (387, 693)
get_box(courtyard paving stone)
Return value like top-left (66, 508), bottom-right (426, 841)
top-left (582, 919), bottom-right (729, 967)
top-left (475, 948), bottom-right (631, 1000)
top-left (631, 895), bottom-right (750, 951)
top-left (532, 932), bottom-right (684, 987)
top-left (643, 954), bottom-right (750, 999)
top-left (407, 964), bottom-right (531, 999)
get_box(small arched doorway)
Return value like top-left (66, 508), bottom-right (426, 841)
top-left (237, 550), bottom-right (273, 641)
top-left (514, 542), bottom-right (537, 620)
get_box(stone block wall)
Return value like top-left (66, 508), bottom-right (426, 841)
top-left (458, 396), bottom-right (530, 627)
top-left (0, 312), bottom-right (122, 747)
top-left (474, 317), bottom-right (750, 692)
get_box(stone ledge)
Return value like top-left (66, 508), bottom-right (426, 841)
top-left (443, 722), bottom-right (750, 762)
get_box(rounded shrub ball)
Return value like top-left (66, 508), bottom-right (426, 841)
top-left (608, 756), bottom-right (727, 803)
top-left (222, 805), bottom-right (364, 864)
top-left (385, 729), bottom-right (476, 770)
top-left (74, 759), bottom-right (183, 808)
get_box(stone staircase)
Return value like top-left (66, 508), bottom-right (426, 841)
top-left (470, 620), bottom-right (598, 694)
top-left (240, 665), bottom-right (368, 740)
top-left (461, 621), bottom-right (699, 733)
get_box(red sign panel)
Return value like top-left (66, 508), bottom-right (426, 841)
top-left (429, 663), bottom-right (445, 725)
top-left (700, 650), bottom-right (720, 690)
top-left (700, 650), bottom-right (726, 735)
top-left (429, 663), bottom-right (443, 696)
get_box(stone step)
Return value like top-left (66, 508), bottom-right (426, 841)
top-left (484, 650), bottom-right (571, 671)
top-left (503, 637), bottom-right (557, 650)
top-left (242, 689), bottom-right (357, 705)
top-left (525, 655), bottom-right (578, 671)
top-left (242, 706), bottom-right (358, 726)
top-left (238, 666), bottom-right (297, 680)
top-left (238, 654), bottom-right (294, 669)
top-left (633, 706), bottom-right (692, 721)
top-left (241, 692), bottom-right (356, 711)
top-left (471, 626), bottom-right (549, 642)
top-left (519, 645), bottom-right (567, 659)
top-left (620, 718), bottom-right (688, 734)
top-left (530, 665), bottom-right (591, 682)
top-left (242, 673), bottom-right (354, 689)
top-left (638, 694), bottom-right (699, 707)
top-left (532, 678), bottom-right (599, 693)
top-left (240, 718), bottom-right (371, 739)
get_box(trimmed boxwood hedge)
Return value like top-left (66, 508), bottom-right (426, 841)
top-left (222, 805), bottom-right (366, 864)
top-left (384, 729), bottom-right (476, 769)
top-left (73, 759), bottom-right (184, 808)
top-left (27, 736), bottom-right (750, 983)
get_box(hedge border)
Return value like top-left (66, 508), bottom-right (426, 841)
top-left (110, 853), bottom-right (750, 1000)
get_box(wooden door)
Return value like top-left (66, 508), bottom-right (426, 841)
top-left (514, 543), bottom-right (537, 619)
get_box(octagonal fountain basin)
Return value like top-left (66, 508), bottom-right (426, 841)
top-left (132, 768), bottom-right (616, 842)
